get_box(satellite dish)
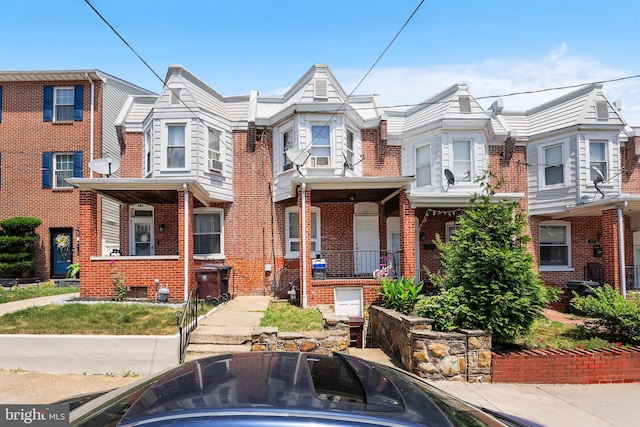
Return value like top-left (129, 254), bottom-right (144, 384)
top-left (285, 149), bottom-right (311, 167)
top-left (89, 158), bottom-right (120, 177)
top-left (592, 166), bottom-right (605, 184)
top-left (444, 169), bottom-right (455, 192)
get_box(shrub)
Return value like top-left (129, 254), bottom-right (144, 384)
top-left (424, 174), bottom-right (558, 344)
top-left (378, 276), bottom-right (424, 315)
top-left (571, 285), bottom-right (640, 344)
top-left (0, 217), bottom-right (42, 278)
top-left (415, 286), bottom-right (464, 331)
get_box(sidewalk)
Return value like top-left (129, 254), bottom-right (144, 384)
top-left (0, 292), bottom-right (79, 316)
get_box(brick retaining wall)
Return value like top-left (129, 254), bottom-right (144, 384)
top-left (492, 347), bottom-right (640, 384)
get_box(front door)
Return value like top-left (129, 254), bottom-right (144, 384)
top-left (51, 228), bottom-right (73, 278)
top-left (131, 219), bottom-right (154, 256)
top-left (354, 215), bottom-right (379, 275)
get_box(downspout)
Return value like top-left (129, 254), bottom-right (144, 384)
top-left (84, 73), bottom-right (95, 177)
top-left (183, 183), bottom-right (189, 301)
top-left (301, 183), bottom-right (308, 308)
top-left (618, 202), bottom-right (627, 297)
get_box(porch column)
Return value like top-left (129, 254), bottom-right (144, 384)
top-left (79, 190), bottom-right (98, 297)
top-left (602, 208), bottom-right (621, 290)
top-left (178, 188), bottom-right (195, 300)
top-left (299, 185), bottom-right (311, 308)
top-left (399, 189), bottom-right (416, 279)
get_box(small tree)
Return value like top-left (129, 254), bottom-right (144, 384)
top-left (418, 174), bottom-right (557, 344)
top-left (0, 216), bottom-right (42, 278)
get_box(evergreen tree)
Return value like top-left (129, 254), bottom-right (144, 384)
top-left (0, 216), bottom-right (42, 278)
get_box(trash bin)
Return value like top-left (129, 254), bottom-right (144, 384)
top-left (348, 316), bottom-right (365, 348)
top-left (195, 265), bottom-right (232, 305)
top-left (565, 280), bottom-right (602, 297)
top-left (312, 258), bottom-right (326, 279)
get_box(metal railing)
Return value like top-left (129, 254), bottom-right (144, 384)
top-left (312, 250), bottom-right (401, 279)
top-left (178, 289), bottom-right (199, 364)
top-left (625, 266), bottom-right (640, 291)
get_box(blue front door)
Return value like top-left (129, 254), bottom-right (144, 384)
top-left (51, 229), bottom-right (73, 277)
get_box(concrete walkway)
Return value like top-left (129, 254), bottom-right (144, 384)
top-left (0, 292), bottom-right (79, 316)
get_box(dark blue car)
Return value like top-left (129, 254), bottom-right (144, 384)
top-left (65, 352), bottom-right (541, 426)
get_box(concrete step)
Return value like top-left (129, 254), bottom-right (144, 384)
top-left (189, 326), bottom-right (254, 345)
top-left (185, 344), bottom-right (252, 361)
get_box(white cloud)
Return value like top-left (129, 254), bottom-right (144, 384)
top-left (334, 45), bottom-right (640, 126)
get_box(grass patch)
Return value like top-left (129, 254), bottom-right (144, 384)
top-left (0, 285), bottom-right (78, 304)
top-left (259, 302), bottom-right (323, 332)
top-left (0, 304), bottom-right (180, 335)
top-left (508, 317), bottom-right (617, 351)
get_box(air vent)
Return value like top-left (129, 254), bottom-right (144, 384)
top-left (314, 79), bottom-right (328, 99)
top-left (595, 101), bottom-right (609, 120)
top-left (170, 88), bottom-right (181, 105)
top-left (458, 95), bottom-right (471, 113)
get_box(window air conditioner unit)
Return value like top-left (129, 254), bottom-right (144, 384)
top-left (208, 159), bottom-right (223, 172)
top-left (311, 156), bottom-right (330, 167)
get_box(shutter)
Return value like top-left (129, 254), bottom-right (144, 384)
top-left (73, 150), bottom-right (83, 178)
top-left (74, 85), bottom-right (84, 121)
top-left (42, 152), bottom-right (53, 188)
top-left (43, 86), bottom-right (53, 122)
top-left (0, 86), bottom-right (3, 123)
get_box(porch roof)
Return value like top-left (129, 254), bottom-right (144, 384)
top-left (290, 176), bottom-right (415, 203)
top-left (548, 194), bottom-right (640, 218)
top-left (409, 191), bottom-right (525, 208)
top-left (66, 178), bottom-right (215, 205)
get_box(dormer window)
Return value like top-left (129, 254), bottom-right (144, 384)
top-left (589, 141), bottom-right (607, 180)
top-left (345, 130), bottom-right (355, 170)
top-left (310, 125), bottom-right (331, 167)
top-left (144, 128), bottom-right (152, 175)
top-left (544, 144), bottom-right (564, 186)
top-left (283, 130), bottom-right (294, 171)
top-left (167, 124), bottom-right (186, 169)
top-left (416, 144), bottom-right (431, 187)
top-left (452, 140), bottom-right (471, 182)
top-left (208, 128), bottom-right (222, 172)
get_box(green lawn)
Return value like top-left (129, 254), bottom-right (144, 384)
top-left (508, 317), bottom-right (616, 350)
top-left (259, 301), bottom-right (323, 332)
top-left (0, 284), bottom-right (78, 304)
top-left (0, 303), bottom-right (181, 335)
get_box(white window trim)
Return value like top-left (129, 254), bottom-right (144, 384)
top-left (586, 139), bottom-right (610, 184)
top-left (193, 207), bottom-right (224, 260)
top-left (309, 124), bottom-right (332, 168)
top-left (54, 152), bottom-right (74, 188)
top-left (53, 86), bottom-right (74, 122)
top-left (285, 206), bottom-right (321, 259)
top-left (538, 141), bottom-right (568, 188)
top-left (162, 121), bottom-right (190, 171)
top-left (207, 128), bottom-right (223, 172)
top-left (539, 221), bottom-right (573, 272)
top-left (415, 143), bottom-right (432, 187)
top-left (144, 127), bottom-right (152, 176)
top-left (451, 139), bottom-right (473, 183)
top-left (445, 221), bottom-right (459, 242)
top-left (282, 127), bottom-right (295, 172)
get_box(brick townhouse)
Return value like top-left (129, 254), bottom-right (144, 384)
top-left (0, 70), bottom-right (154, 281)
top-left (68, 64), bottom-right (639, 316)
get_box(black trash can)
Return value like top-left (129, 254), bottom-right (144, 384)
top-left (565, 280), bottom-right (602, 297)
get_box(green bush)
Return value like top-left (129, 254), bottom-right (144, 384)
top-left (0, 216), bottom-right (42, 278)
top-left (415, 287), bottom-right (464, 331)
top-left (378, 276), bottom-right (424, 315)
top-left (0, 217), bottom-right (42, 236)
top-left (571, 285), bottom-right (640, 344)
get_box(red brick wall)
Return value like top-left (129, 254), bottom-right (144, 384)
top-left (492, 347), bottom-right (640, 384)
top-left (0, 80), bottom-right (103, 279)
top-left (121, 132), bottom-right (143, 178)
top-left (361, 128), bottom-right (401, 176)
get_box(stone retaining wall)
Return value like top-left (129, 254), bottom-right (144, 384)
top-left (251, 327), bottom-right (349, 353)
top-left (370, 305), bottom-right (492, 382)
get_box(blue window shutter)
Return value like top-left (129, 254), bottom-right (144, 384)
top-left (43, 86), bottom-right (53, 122)
top-left (42, 152), bottom-right (53, 188)
top-left (73, 151), bottom-right (83, 178)
top-left (74, 85), bottom-right (84, 121)
top-left (0, 86), bottom-right (3, 123)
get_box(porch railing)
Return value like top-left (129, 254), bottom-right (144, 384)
top-left (312, 250), bottom-right (402, 279)
top-left (178, 289), bottom-right (199, 363)
top-left (625, 266), bottom-right (640, 291)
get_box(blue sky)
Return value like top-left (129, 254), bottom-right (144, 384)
top-left (2, 0), bottom-right (639, 124)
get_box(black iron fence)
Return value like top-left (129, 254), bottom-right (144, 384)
top-left (178, 289), bottom-right (199, 363)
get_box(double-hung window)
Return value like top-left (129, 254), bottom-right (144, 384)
top-left (416, 144), bottom-right (431, 187)
top-left (54, 88), bottom-right (74, 122)
top-left (194, 208), bottom-right (223, 257)
top-left (283, 130), bottom-right (294, 171)
top-left (345, 130), bottom-right (355, 170)
top-left (286, 207), bottom-right (320, 257)
top-left (310, 125), bottom-right (330, 167)
top-left (208, 128), bottom-right (222, 172)
top-left (43, 85), bottom-right (83, 122)
top-left (589, 141), bottom-right (607, 181)
top-left (167, 125), bottom-right (186, 169)
top-left (539, 222), bottom-right (570, 268)
top-left (54, 153), bottom-right (74, 188)
top-left (452, 140), bottom-right (471, 182)
top-left (144, 128), bottom-right (152, 175)
top-left (42, 151), bottom-right (82, 189)
top-left (544, 144), bottom-right (564, 186)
